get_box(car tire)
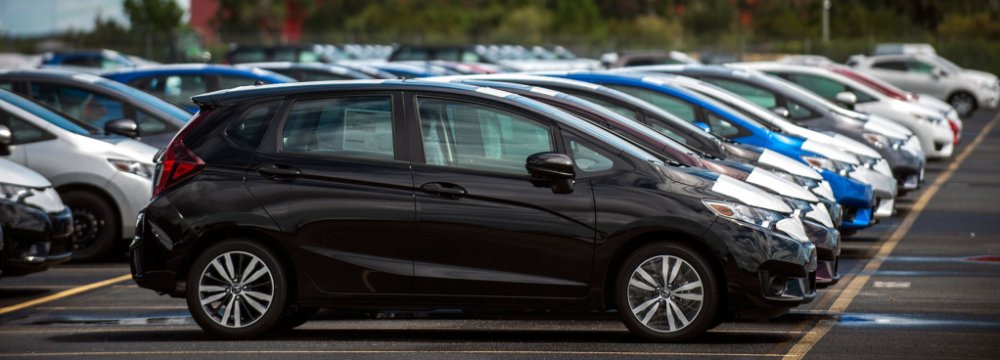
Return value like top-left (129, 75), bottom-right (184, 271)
top-left (186, 239), bottom-right (289, 339)
top-left (61, 190), bottom-right (118, 262)
top-left (948, 91), bottom-right (977, 118)
top-left (615, 242), bottom-right (720, 342)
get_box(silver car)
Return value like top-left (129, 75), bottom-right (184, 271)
top-left (0, 89), bottom-right (156, 261)
top-left (848, 53), bottom-right (999, 117)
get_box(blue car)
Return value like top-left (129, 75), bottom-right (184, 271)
top-left (547, 72), bottom-right (875, 230)
top-left (40, 49), bottom-right (140, 71)
top-left (102, 64), bottom-right (296, 113)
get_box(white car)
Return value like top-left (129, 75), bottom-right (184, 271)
top-left (0, 89), bottom-right (156, 261)
top-left (848, 53), bottom-right (999, 118)
top-left (735, 62), bottom-right (956, 159)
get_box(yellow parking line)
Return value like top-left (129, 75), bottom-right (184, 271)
top-left (782, 113), bottom-right (1000, 360)
top-left (0, 274), bottom-right (132, 316)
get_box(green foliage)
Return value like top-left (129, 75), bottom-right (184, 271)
top-left (123, 0), bottom-right (183, 33)
top-left (938, 13), bottom-right (1000, 39)
top-left (491, 5), bottom-right (553, 44)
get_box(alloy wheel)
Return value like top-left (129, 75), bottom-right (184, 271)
top-left (626, 255), bottom-right (704, 333)
top-left (197, 251), bottom-right (274, 328)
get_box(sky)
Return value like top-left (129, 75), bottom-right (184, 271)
top-left (0, 0), bottom-right (189, 36)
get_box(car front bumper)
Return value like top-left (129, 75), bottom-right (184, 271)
top-left (2, 207), bottom-right (73, 277)
top-left (705, 216), bottom-right (818, 320)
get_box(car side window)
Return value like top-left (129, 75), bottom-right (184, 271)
top-left (0, 82), bottom-right (12, 91)
top-left (703, 79), bottom-right (778, 108)
top-left (0, 110), bottom-right (54, 145)
top-left (906, 61), bottom-right (935, 74)
top-left (785, 73), bottom-right (878, 105)
top-left (281, 96), bottom-right (394, 161)
top-left (872, 60), bottom-right (907, 71)
top-left (227, 101), bottom-right (281, 148)
top-left (144, 74), bottom-right (208, 109)
top-left (28, 83), bottom-right (126, 129)
top-left (563, 133), bottom-right (617, 174)
top-left (417, 97), bottom-right (553, 175)
top-left (705, 111), bottom-right (749, 138)
top-left (606, 85), bottom-right (698, 122)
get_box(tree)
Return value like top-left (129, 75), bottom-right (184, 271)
top-left (122, 0), bottom-right (183, 58)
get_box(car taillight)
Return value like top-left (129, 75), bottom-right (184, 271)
top-left (948, 118), bottom-right (960, 144)
top-left (152, 141), bottom-right (204, 198)
top-left (152, 108), bottom-right (211, 199)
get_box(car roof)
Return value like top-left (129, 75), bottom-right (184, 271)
top-left (190, 79), bottom-right (663, 164)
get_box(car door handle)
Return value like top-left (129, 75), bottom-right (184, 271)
top-left (420, 182), bottom-right (467, 197)
top-left (256, 164), bottom-right (301, 179)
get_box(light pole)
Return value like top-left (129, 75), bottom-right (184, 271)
top-left (822, 0), bottom-right (831, 44)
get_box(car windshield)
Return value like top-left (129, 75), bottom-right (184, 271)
top-left (509, 94), bottom-right (663, 165)
top-left (557, 92), bottom-right (703, 158)
top-left (682, 81), bottom-right (791, 132)
top-left (0, 90), bottom-right (93, 135)
top-left (95, 79), bottom-right (192, 122)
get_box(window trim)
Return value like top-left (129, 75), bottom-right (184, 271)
top-left (269, 92), bottom-right (406, 164)
top-left (406, 92), bottom-right (562, 178)
top-left (0, 109), bottom-right (56, 145)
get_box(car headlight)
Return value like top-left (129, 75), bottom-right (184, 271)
top-left (784, 197), bottom-right (813, 214)
top-left (862, 133), bottom-right (889, 149)
top-left (704, 199), bottom-right (786, 229)
top-left (108, 159), bottom-right (154, 179)
top-left (0, 183), bottom-right (32, 202)
top-left (911, 112), bottom-right (944, 126)
top-left (977, 78), bottom-right (993, 90)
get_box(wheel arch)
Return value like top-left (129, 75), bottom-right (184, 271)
top-left (599, 227), bottom-right (729, 317)
top-left (178, 226), bottom-right (300, 301)
top-left (55, 183), bottom-right (122, 241)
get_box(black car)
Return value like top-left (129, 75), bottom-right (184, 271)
top-left (130, 80), bottom-right (816, 341)
top-left (0, 125), bottom-right (72, 277)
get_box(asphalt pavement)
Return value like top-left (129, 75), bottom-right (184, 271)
top-left (1, 109), bottom-right (998, 359)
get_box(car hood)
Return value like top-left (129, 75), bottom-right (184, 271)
top-left (781, 122), bottom-right (882, 158)
top-left (862, 115), bottom-right (913, 140)
top-left (100, 137), bottom-right (159, 163)
top-left (914, 95), bottom-right (957, 117)
top-left (0, 158), bottom-right (52, 188)
top-left (756, 148), bottom-right (824, 180)
top-left (963, 69), bottom-right (998, 83)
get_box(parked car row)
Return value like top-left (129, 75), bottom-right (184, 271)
top-left (0, 44), bottom-right (987, 342)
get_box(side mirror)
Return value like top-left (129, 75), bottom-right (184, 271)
top-left (0, 124), bottom-right (11, 156)
top-left (526, 152), bottom-right (576, 194)
top-left (835, 91), bottom-right (857, 110)
top-left (104, 118), bottom-right (140, 138)
top-left (932, 67), bottom-right (947, 79)
top-left (693, 121), bottom-right (711, 132)
top-left (771, 106), bottom-right (790, 118)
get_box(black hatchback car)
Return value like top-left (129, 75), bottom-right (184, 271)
top-left (130, 80), bottom-right (817, 341)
